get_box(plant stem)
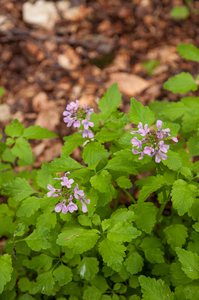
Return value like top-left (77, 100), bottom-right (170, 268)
top-left (113, 188), bottom-right (121, 211)
top-left (122, 189), bottom-right (136, 204)
top-left (156, 194), bottom-right (170, 223)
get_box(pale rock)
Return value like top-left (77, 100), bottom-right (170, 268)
top-left (44, 141), bottom-right (63, 162)
top-left (32, 142), bottom-right (46, 157)
top-left (0, 104), bottom-right (11, 122)
top-left (78, 94), bottom-right (96, 108)
top-left (106, 72), bottom-right (150, 97)
top-left (58, 47), bottom-right (81, 70)
top-left (32, 92), bottom-right (48, 112)
top-left (35, 108), bottom-right (60, 131)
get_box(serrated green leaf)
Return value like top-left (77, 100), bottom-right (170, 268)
top-left (36, 213), bottom-right (56, 230)
top-left (17, 196), bottom-right (42, 217)
top-left (23, 254), bottom-right (53, 273)
top-left (171, 6), bottom-right (189, 20)
top-left (162, 149), bottom-right (182, 171)
top-left (23, 126), bottom-right (58, 139)
top-left (78, 215), bottom-right (92, 227)
top-left (62, 132), bottom-right (85, 157)
top-left (43, 156), bottom-right (83, 172)
top-left (77, 257), bottom-right (99, 280)
top-left (2, 177), bottom-right (35, 201)
top-left (139, 275), bottom-right (174, 300)
top-left (0, 290), bottom-right (16, 300)
top-left (140, 237), bottom-right (164, 263)
top-left (182, 111), bottom-right (199, 132)
top-left (164, 224), bottom-right (188, 250)
top-left (134, 202), bottom-right (158, 234)
top-left (116, 176), bottom-right (132, 189)
top-left (187, 134), bottom-right (199, 157)
top-left (53, 265), bottom-right (72, 286)
top-left (130, 98), bottom-right (155, 126)
top-left (0, 141), bottom-right (7, 156)
top-left (95, 128), bottom-right (122, 143)
top-left (164, 72), bottom-right (198, 93)
top-left (56, 225), bottom-right (100, 254)
top-left (105, 155), bottom-right (139, 174)
top-left (176, 247), bottom-right (199, 280)
top-left (2, 148), bottom-right (16, 164)
top-left (178, 44), bottom-right (199, 63)
top-left (107, 221), bottom-right (141, 243)
top-left (97, 186), bottom-right (115, 207)
top-left (98, 83), bottom-right (122, 122)
top-left (152, 263), bottom-right (170, 277)
top-left (188, 231), bottom-right (199, 255)
top-left (86, 188), bottom-right (99, 217)
top-left (124, 252), bottom-right (144, 275)
top-left (0, 254), bottom-right (13, 294)
top-left (11, 137), bottom-right (34, 165)
top-left (171, 179), bottom-right (197, 215)
top-left (136, 175), bottom-right (165, 203)
top-left (82, 142), bottom-right (109, 166)
top-left (32, 271), bottom-right (55, 295)
top-left (99, 238), bottom-right (126, 271)
top-left (91, 275), bottom-right (109, 292)
top-left (193, 222), bottom-right (199, 233)
top-left (17, 293), bottom-right (36, 300)
top-left (156, 101), bottom-right (189, 121)
top-left (25, 227), bottom-right (51, 251)
top-left (170, 262), bottom-right (192, 286)
top-left (5, 119), bottom-right (24, 138)
top-left (90, 170), bottom-right (112, 193)
top-left (83, 286), bottom-right (102, 300)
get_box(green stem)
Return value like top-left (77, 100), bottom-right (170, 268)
top-left (156, 195), bottom-right (170, 223)
top-left (122, 189), bottom-right (136, 204)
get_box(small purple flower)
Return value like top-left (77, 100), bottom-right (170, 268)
top-left (66, 201), bottom-right (78, 213)
top-left (156, 120), bottom-right (171, 139)
top-left (47, 184), bottom-right (59, 197)
top-left (82, 119), bottom-right (94, 130)
top-left (131, 122), bottom-right (149, 136)
top-left (55, 199), bottom-right (68, 214)
top-left (143, 146), bottom-right (154, 156)
top-left (153, 141), bottom-right (169, 163)
top-left (63, 115), bottom-right (74, 127)
top-left (131, 137), bottom-right (143, 150)
top-left (61, 177), bottom-right (74, 188)
top-left (73, 184), bottom-right (84, 199)
top-left (79, 196), bottom-right (90, 213)
top-left (82, 129), bottom-right (94, 138)
top-left (73, 120), bottom-right (81, 128)
top-left (66, 100), bottom-right (79, 112)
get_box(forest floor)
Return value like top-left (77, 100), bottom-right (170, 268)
top-left (0, 0), bottom-right (199, 167)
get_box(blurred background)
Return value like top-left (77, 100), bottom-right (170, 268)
top-left (0, 0), bottom-right (199, 166)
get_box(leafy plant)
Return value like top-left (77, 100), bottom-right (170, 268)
top-left (1, 44), bottom-right (199, 299)
top-left (170, 6), bottom-right (189, 20)
top-left (142, 59), bottom-right (160, 76)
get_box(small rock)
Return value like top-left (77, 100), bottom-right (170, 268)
top-left (32, 92), bottom-right (48, 112)
top-left (58, 47), bottom-right (81, 71)
top-left (0, 104), bottom-right (11, 122)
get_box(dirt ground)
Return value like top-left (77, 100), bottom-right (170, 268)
top-left (1, 0), bottom-right (199, 167)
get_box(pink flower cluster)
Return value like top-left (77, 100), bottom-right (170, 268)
top-left (47, 172), bottom-right (90, 214)
top-left (131, 120), bottom-right (178, 163)
top-left (63, 100), bottom-right (94, 138)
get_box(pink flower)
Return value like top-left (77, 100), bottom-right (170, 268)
top-left (55, 199), bottom-right (68, 214)
top-left (131, 137), bottom-right (143, 150)
top-left (73, 120), bottom-right (81, 128)
top-left (131, 122), bottom-right (149, 136)
top-left (73, 184), bottom-right (84, 199)
top-left (47, 184), bottom-right (59, 197)
top-left (66, 201), bottom-right (78, 213)
top-left (79, 196), bottom-right (90, 213)
top-left (66, 100), bottom-right (79, 112)
top-left (82, 129), bottom-right (94, 138)
top-left (143, 146), bottom-right (154, 156)
top-left (61, 177), bottom-right (74, 188)
top-left (82, 119), bottom-right (94, 130)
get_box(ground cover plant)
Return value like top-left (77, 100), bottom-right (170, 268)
top-left (1, 44), bottom-right (199, 300)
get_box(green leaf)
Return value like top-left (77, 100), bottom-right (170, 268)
top-left (5, 119), bottom-right (24, 138)
top-left (83, 286), bottom-right (102, 300)
top-left (82, 142), bottom-right (109, 166)
top-left (171, 179), bottom-right (197, 216)
top-left (142, 59), bottom-right (160, 75)
top-left (95, 128), bottom-right (122, 143)
top-left (162, 149), bottom-right (182, 171)
top-left (170, 262), bottom-right (192, 286)
top-left (157, 101), bottom-right (189, 121)
top-left (107, 221), bottom-right (141, 243)
top-left (56, 225), bottom-right (100, 254)
top-left (2, 148), bottom-right (16, 164)
top-left (11, 137), bottom-right (34, 164)
top-left (187, 134), bottom-right (199, 158)
top-left (182, 111), bottom-right (199, 132)
top-left (124, 252), bottom-right (144, 275)
top-left (17, 196), bottom-right (44, 218)
top-left (164, 224), bottom-right (188, 250)
top-left (86, 188), bottom-right (99, 217)
top-left (134, 202), bottom-right (158, 234)
top-left (176, 248), bottom-right (199, 280)
top-left (130, 98), bottom-right (155, 126)
top-left (32, 271), bottom-right (55, 295)
top-left (25, 227), bottom-right (51, 251)
top-left (187, 231), bottom-right (199, 254)
top-left (0, 254), bottom-right (13, 294)
top-left (23, 254), bottom-right (53, 273)
top-left (98, 83), bottom-right (122, 122)
top-left (99, 238), bottom-right (126, 271)
top-left (178, 44), bottom-right (199, 63)
top-left (193, 222), bottom-right (199, 233)
top-left (62, 132), bottom-right (85, 157)
top-left (23, 126), bottom-right (58, 139)
top-left (164, 72), bottom-right (198, 93)
top-left (139, 275), bottom-right (174, 300)
top-left (136, 175), bottom-right (165, 203)
top-left (140, 237), bottom-right (164, 263)
top-left (17, 293), bottom-right (36, 300)
top-left (78, 214), bottom-right (92, 227)
top-left (44, 156), bottom-right (83, 172)
top-left (0, 141), bottom-right (7, 156)
top-left (171, 6), bottom-right (189, 20)
top-left (53, 265), bottom-right (72, 286)
top-left (91, 275), bottom-right (109, 292)
top-left (105, 155), bottom-right (139, 174)
top-left (90, 170), bottom-right (112, 193)
top-left (116, 176), bottom-right (132, 189)
top-left (77, 257), bottom-right (99, 280)
top-left (36, 213), bottom-right (57, 230)
top-left (2, 177), bottom-right (35, 201)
